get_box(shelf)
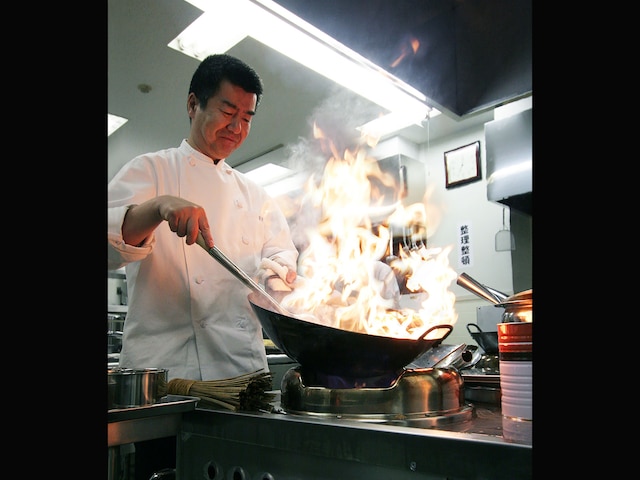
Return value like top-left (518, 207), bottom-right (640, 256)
top-left (108, 267), bottom-right (127, 280)
top-left (108, 305), bottom-right (128, 313)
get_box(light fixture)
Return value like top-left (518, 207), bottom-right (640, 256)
top-left (236, 146), bottom-right (306, 196)
top-left (358, 109), bottom-right (441, 139)
top-left (243, 163), bottom-right (295, 185)
top-left (495, 207), bottom-right (516, 252)
top-left (171, 0), bottom-right (435, 126)
top-left (242, 161), bottom-right (307, 196)
top-left (263, 172), bottom-right (308, 197)
top-left (108, 113), bottom-right (128, 136)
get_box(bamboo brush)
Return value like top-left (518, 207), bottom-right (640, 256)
top-left (158, 369), bottom-right (275, 412)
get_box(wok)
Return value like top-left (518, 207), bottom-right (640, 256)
top-left (466, 323), bottom-right (499, 354)
top-left (249, 291), bottom-right (453, 379)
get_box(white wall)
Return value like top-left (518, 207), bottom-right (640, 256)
top-left (413, 122), bottom-right (516, 346)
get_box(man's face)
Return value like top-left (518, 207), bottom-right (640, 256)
top-left (188, 79), bottom-right (257, 161)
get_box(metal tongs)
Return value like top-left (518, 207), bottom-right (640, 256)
top-left (195, 234), bottom-right (292, 316)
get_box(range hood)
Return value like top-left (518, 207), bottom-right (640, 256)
top-left (273, 0), bottom-right (532, 117)
top-left (485, 107), bottom-right (532, 216)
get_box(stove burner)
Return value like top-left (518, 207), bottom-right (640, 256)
top-left (299, 367), bottom-right (403, 389)
top-left (281, 366), bottom-right (474, 428)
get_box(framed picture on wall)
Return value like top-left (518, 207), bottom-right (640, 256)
top-left (444, 141), bottom-right (481, 189)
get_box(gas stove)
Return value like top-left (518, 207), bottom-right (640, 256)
top-left (174, 352), bottom-right (530, 479)
top-left (280, 365), bottom-right (474, 428)
top-left (178, 390), bottom-right (531, 480)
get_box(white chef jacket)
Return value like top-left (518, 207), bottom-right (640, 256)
top-left (107, 139), bottom-right (298, 381)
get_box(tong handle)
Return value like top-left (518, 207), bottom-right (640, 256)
top-left (195, 233), bottom-right (290, 315)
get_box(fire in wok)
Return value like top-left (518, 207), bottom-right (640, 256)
top-left (249, 291), bottom-right (452, 379)
top-left (252, 122), bottom-right (459, 380)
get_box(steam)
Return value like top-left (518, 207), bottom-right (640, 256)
top-left (284, 86), bottom-right (387, 250)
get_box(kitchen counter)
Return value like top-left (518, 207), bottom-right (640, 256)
top-left (108, 395), bottom-right (199, 480)
top-left (107, 395), bottom-right (199, 447)
top-left (107, 379), bottom-right (531, 479)
top-left (177, 398), bottom-right (532, 479)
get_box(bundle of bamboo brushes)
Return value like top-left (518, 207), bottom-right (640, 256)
top-left (158, 369), bottom-right (275, 412)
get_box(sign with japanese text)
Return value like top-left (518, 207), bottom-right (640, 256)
top-left (457, 222), bottom-right (473, 268)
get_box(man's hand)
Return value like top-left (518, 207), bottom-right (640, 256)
top-left (258, 258), bottom-right (297, 291)
top-left (157, 196), bottom-right (213, 247)
top-left (122, 195), bottom-right (214, 248)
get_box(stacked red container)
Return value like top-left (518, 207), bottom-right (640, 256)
top-left (498, 321), bottom-right (532, 443)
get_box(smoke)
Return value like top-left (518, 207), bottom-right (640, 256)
top-left (283, 85), bottom-right (386, 252)
top-left (286, 86), bottom-right (383, 172)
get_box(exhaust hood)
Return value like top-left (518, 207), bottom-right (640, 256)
top-left (272, 0), bottom-right (532, 117)
top-left (485, 107), bottom-right (532, 216)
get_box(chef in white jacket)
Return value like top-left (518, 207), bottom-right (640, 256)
top-left (108, 54), bottom-right (298, 383)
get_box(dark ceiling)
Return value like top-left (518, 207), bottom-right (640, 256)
top-left (273, 0), bottom-right (532, 117)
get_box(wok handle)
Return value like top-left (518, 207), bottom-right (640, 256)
top-left (466, 323), bottom-right (484, 335)
top-left (419, 324), bottom-right (453, 343)
top-left (195, 233), bottom-right (291, 316)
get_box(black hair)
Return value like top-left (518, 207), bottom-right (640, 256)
top-left (188, 54), bottom-right (264, 110)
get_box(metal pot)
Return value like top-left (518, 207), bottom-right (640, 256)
top-left (499, 289), bottom-right (532, 323)
top-left (107, 367), bottom-right (168, 409)
top-left (248, 291), bottom-right (453, 379)
top-left (457, 273), bottom-right (532, 323)
top-left (466, 323), bottom-right (499, 354)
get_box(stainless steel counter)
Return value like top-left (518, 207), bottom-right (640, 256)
top-left (108, 395), bottom-right (199, 447)
top-left (177, 399), bottom-right (532, 479)
top-left (108, 395), bottom-right (199, 480)
top-left (106, 377), bottom-right (531, 479)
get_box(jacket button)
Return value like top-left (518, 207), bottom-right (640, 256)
top-left (189, 158), bottom-right (196, 166)
top-left (242, 236), bottom-right (249, 245)
top-left (195, 276), bottom-right (204, 284)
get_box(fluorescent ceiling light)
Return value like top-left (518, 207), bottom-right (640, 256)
top-left (243, 162), bottom-right (295, 185)
top-left (263, 172), bottom-right (308, 197)
top-left (242, 162), bottom-right (306, 196)
top-left (172, 0), bottom-right (433, 123)
top-left (358, 109), bottom-right (441, 139)
top-left (108, 114), bottom-right (128, 136)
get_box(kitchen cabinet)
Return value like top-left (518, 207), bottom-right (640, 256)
top-left (108, 395), bottom-right (198, 480)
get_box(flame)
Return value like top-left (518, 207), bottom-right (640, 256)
top-left (390, 37), bottom-right (421, 68)
top-left (282, 125), bottom-right (457, 339)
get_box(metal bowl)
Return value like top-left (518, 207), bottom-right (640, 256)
top-left (107, 367), bottom-right (168, 409)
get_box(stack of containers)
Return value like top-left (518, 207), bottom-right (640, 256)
top-left (497, 290), bottom-right (532, 443)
